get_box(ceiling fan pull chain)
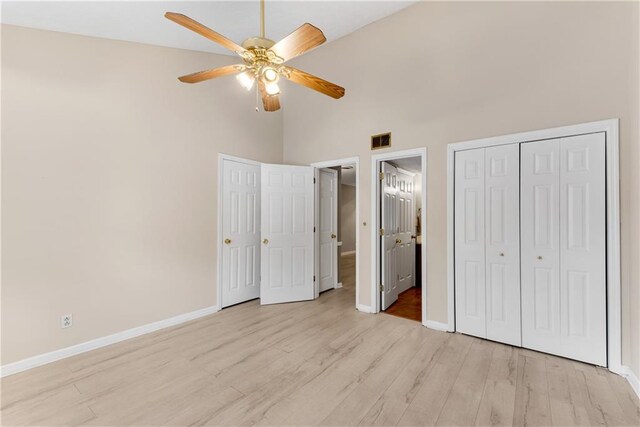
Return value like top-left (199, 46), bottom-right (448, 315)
top-left (255, 84), bottom-right (260, 112)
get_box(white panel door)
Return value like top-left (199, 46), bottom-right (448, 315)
top-left (319, 169), bottom-right (338, 293)
top-left (454, 148), bottom-right (486, 338)
top-left (396, 169), bottom-right (414, 294)
top-left (521, 139), bottom-right (562, 355)
top-left (260, 164), bottom-right (315, 305)
top-left (559, 133), bottom-right (606, 365)
top-left (485, 145), bottom-right (521, 346)
top-left (221, 160), bottom-right (261, 308)
top-left (381, 162), bottom-right (400, 310)
top-left (521, 135), bottom-right (607, 365)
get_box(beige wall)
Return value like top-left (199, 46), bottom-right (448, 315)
top-left (282, 2), bottom-right (640, 374)
top-left (1, 25), bottom-right (283, 364)
top-left (340, 184), bottom-right (356, 252)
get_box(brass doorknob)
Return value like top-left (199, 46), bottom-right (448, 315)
top-left (538, 256), bottom-right (543, 260)
top-left (331, 234), bottom-right (337, 239)
top-left (224, 238), bottom-right (232, 244)
top-left (263, 239), bottom-right (269, 244)
top-left (396, 238), bottom-right (402, 244)
top-left (500, 253), bottom-right (505, 257)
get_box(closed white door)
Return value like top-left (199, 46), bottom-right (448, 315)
top-left (381, 162), bottom-right (400, 310)
top-left (396, 170), bottom-right (414, 294)
top-left (260, 164), bottom-right (315, 305)
top-left (485, 145), bottom-right (521, 346)
top-left (221, 159), bottom-right (261, 308)
top-left (521, 135), bottom-right (606, 366)
top-left (319, 169), bottom-right (338, 293)
top-left (454, 148), bottom-right (486, 338)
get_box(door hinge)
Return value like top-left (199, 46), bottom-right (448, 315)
top-left (314, 226), bottom-right (316, 232)
top-left (313, 275), bottom-right (316, 282)
top-left (379, 228), bottom-right (384, 236)
top-left (313, 177), bottom-right (316, 184)
top-left (380, 283), bottom-right (384, 292)
top-left (379, 172), bottom-right (385, 181)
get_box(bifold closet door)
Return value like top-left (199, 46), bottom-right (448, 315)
top-left (485, 145), bottom-right (521, 346)
top-left (454, 149), bottom-right (486, 338)
top-left (521, 134), bottom-right (606, 366)
top-left (455, 146), bottom-right (520, 343)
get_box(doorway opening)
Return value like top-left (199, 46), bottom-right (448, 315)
top-left (312, 157), bottom-right (359, 311)
top-left (371, 148), bottom-right (427, 324)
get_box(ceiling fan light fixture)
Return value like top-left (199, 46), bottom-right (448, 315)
top-left (236, 71), bottom-right (255, 91)
top-left (263, 67), bottom-right (279, 83)
top-left (265, 81), bottom-right (280, 96)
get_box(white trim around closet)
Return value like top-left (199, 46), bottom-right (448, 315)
top-left (446, 118), bottom-right (622, 374)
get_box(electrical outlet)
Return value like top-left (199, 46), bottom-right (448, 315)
top-left (61, 314), bottom-right (73, 329)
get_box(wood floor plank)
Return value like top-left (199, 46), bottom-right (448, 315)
top-left (474, 344), bottom-right (518, 427)
top-left (512, 354), bottom-right (553, 426)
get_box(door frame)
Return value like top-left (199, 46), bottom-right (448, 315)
top-left (446, 118), bottom-right (622, 374)
top-left (216, 153), bottom-right (262, 311)
top-left (371, 148), bottom-right (428, 326)
top-left (310, 157), bottom-right (360, 310)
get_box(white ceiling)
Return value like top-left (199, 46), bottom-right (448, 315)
top-left (1, 1), bottom-right (415, 56)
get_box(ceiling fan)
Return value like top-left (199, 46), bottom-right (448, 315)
top-left (165, 0), bottom-right (345, 112)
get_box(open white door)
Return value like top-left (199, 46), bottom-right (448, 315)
top-left (319, 169), bottom-right (338, 293)
top-left (381, 162), bottom-right (400, 310)
top-left (221, 159), bottom-right (261, 308)
top-left (260, 164), bottom-right (315, 305)
top-left (396, 169), bottom-right (414, 294)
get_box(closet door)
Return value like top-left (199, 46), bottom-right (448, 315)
top-left (559, 133), bottom-right (606, 365)
top-left (485, 145), bottom-right (521, 346)
top-left (454, 148), bottom-right (486, 338)
top-left (521, 135), bottom-right (606, 366)
top-left (521, 140), bottom-right (561, 357)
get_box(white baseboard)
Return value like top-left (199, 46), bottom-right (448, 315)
top-left (620, 365), bottom-right (640, 400)
top-left (341, 250), bottom-right (356, 256)
top-left (336, 282), bottom-right (343, 289)
top-left (424, 320), bottom-right (450, 332)
top-left (356, 303), bottom-right (374, 313)
top-left (0, 305), bottom-right (220, 378)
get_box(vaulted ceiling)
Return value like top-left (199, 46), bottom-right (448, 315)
top-left (1, 1), bottom-right (415, 56)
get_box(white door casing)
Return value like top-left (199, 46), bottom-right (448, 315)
top-left (485, 145), bottom-right (521, 346)
top-left (396, 169), bottom-right (414, 294)
top-left (521, 134), bottom-right (606, 366)
top-left (260, 164), bottom-right (315, 305)
top-left (454, 149), bottom-right (486, 338)
top-left (221, 159), bottom-right (261, 308)
top-left (381, 162), bottom-right (399, 310)
top-left (319, 169), bottom-right (338, 293)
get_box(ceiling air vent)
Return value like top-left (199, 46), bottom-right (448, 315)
top-left (371, 132), bottom-right (391, 150)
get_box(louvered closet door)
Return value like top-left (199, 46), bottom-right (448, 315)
top-left (521, 134), bottom-right (606, 366)
top-left (485, 145), bottom-right (521, 346)
top-left (454, 148), bottom-right (486, 338)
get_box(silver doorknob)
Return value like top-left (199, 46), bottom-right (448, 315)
top-left (538, 256), bottom-right (543, 260)
top-left (331, 233), bottom-right (337, 239)
top-left (263, 239), bottom-right (269, 244)
top-left (224, 238), bottom-right (232, 245)
top-left (500, 253), bottom-right (504, 257)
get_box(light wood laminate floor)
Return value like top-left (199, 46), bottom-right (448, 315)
top-left (2, 254), bottom-right (639, 426)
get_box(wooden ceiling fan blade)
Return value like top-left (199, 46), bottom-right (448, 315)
top-left (165, 12), bottom-right (246, 54)
top-left (284, 67), bottom-right (345, 99)
top-left (269, 23), bottom-right (326, 63)
top-left (258, 80), bottom-right (281, 112)
top-left (178, 64), bottom-right (245, 84)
